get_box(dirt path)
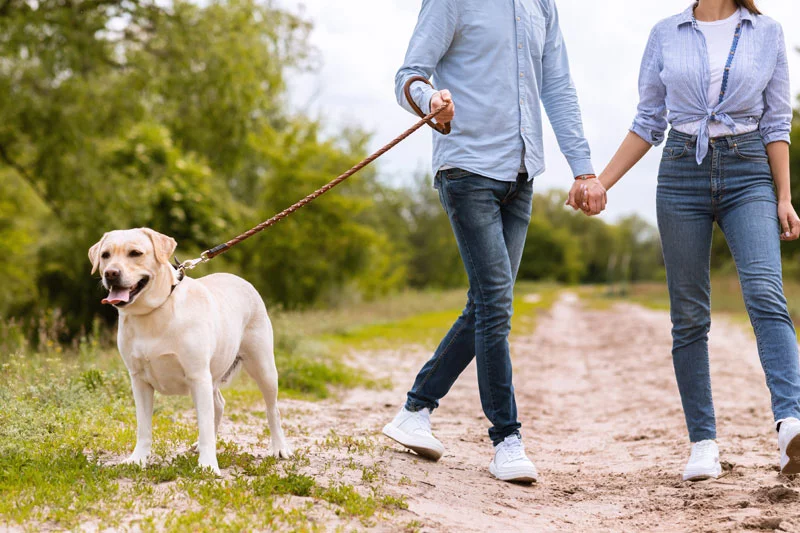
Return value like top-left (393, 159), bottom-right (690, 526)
top-left (238, 293), bottom-right (800, 531)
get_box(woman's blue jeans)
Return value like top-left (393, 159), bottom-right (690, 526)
top-left (658, 129), bottom-right (800, 442)
top-left (405, 168), bottom-right (532, 445)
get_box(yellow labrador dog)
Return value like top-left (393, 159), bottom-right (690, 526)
top-left (89, 228), bottom-right (291, 474)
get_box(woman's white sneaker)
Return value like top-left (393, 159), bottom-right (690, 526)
top-left (382, 407), bottom-right (444, 461)
top-left (489, 434), bottom-right (538, 483)
top-left (682, 440), bottom-right (722, 481)
top-left (778, 418), bottom-right (800, 475)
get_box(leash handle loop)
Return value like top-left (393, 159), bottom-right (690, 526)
top-left (403, 76), bottom-right (451, 135)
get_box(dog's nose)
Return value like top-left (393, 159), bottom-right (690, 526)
top-left (104, 268), bottom-right (121, 281)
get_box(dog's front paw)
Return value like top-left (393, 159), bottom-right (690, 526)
top-left (271, 439), bottom-right (293, 459)
top-left (122, 453), bottom-right (149, 467)
top-left (198, 455), bottom-right (221, 476)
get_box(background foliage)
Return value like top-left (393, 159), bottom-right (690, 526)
top-left (0, 0), bottom-right (797, 341)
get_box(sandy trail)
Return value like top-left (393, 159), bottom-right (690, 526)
top-left (241, 293), bottom-right (800, 531)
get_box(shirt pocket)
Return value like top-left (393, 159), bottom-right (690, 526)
top-left (528, 11), bottom-right (546, 58)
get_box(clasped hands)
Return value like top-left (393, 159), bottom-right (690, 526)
top-left (566, 176), bottom-right (607, 216)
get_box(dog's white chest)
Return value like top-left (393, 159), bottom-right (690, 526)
top-left (127, 350), bottom-right (190, 396)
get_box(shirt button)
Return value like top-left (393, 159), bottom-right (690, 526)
top-left (516, 16), bottom-right (520, 21)
top-left (518, 43), bottom-right (523, 49)
top-left (520, 99), bottom-right (524, 105)
top-left (520, 72), bottom-right (524, 78)
top-left (521, 127), bottom-right (525, 133)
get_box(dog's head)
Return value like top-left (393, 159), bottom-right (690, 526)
top-left (89, 228), bottom-right (178, 313)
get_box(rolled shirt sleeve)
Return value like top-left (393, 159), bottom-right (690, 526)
top-left (759, 23), bottom-right (792, 145)
top-left (630, 26), bottom-right (668, 146)
top-left (394, 0), bottom-right (457, 116)
top-left (540, 0), bottom-right (594, 177)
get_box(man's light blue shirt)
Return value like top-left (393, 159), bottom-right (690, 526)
top-left (395, 0), bottom-right (594, 182)
top-left (631, 5), bottom-right (792, 164)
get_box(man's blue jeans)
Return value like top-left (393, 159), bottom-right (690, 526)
top-left (405, 168), bottom-right (533, 445)
top-left (658, 129), bottom-right (800, 442)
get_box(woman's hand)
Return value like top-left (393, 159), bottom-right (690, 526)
top-left (778, 200), bottom-right (800, 241)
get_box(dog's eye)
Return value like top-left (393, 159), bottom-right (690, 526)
top-left (129, 250), bottom-right (143, 257)
top-left (101, 251), bottom-right (110, 259)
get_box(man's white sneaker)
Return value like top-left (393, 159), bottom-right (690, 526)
top-left (382, 407), bottom-right (444, 461)
top-left (682, 439), bottom-right (722, 481)
top-left (778, 418), bottom-right (800, 475)
top-left (489, 434), bottom-right (538, 483)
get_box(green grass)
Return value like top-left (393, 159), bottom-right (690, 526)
top-left (0, 283), bottom-right (560, 530)
top-left (321, 281), bottom-right (561, 350)
top-left (579, 277), bottom-right (800, 334)
top-left (0, 350), bottom-right (405, 531)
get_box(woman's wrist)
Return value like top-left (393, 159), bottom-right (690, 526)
top-left (597, 172), bottom-right (612, 190)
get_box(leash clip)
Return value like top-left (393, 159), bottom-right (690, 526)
top-left (177, 252), bottom-right (209, 275)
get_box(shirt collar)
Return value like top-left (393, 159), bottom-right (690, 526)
top-left (677, 4), bottom-right (757, 28)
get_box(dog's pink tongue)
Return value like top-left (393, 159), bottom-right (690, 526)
top-left (102, 287), bottom-right (131, 305)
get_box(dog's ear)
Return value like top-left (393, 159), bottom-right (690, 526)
top-left (140, 228), bottom-right (177, 266)
top-left (88, 233), bottom-right (108, 275)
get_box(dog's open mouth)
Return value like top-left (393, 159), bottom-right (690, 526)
top-left (101, 276), bottom-right (150, 306)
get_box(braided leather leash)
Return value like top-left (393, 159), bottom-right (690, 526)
top-left (178, 86), bottom-right (451, 274)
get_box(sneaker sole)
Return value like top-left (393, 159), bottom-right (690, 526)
top-left (382, 424), bottom-right (444, 461)
top-left (682, 463), bottom-right (722, 482)
top-left (489, 461), bottom-right (538, 484)
top-left (781, 433), bottom-right (800, 475)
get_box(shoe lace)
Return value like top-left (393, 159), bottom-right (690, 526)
top-left (502, 436), bottom-right (526, 461)
top-left (691, 440), bottom-right (716, 460)
top-left (413, 409), bottom-right (432, 432)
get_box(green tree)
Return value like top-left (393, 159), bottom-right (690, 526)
top-left (0, 0), bottom-right (394, 332)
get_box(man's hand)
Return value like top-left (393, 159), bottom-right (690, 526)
top-left (430, 90), bottom-right (455, 123)
top-left (566, 177), bottom-right (607, 216)
top-left (565, 180), bottom-right (585, 211)
top-left (778, 200), bottom-right (800, 241)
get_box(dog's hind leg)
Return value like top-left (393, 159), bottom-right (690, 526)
top-left (214, 387), bottom-right (225, 434)
top-left (239, 319), bottom-right (292, 458)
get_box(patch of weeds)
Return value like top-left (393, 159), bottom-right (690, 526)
top-left (361, 464), bottom-right (383, 484)
top-left (319, 430), bottom-right (376, 454)
top-left (250, 472), bottom-right (317, 498)
top-left (316, 483), bottom-right (407, 522)
top-left (404, 519), bottom-right (424, 532)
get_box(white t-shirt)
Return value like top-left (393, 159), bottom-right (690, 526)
top-left (674, 10), bottom-right (759, 138)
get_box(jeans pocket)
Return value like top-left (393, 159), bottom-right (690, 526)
top-left (733, 140), bottom-right (768, 161)
top-left (443, 168), bottom-right (473, 180)
top-left (662, 142), bottom-right (689, 161)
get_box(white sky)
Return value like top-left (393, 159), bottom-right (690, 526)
top-left (284, 1), bottom-right (800, 223)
